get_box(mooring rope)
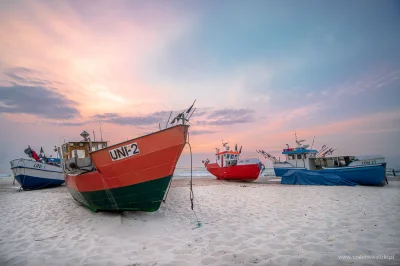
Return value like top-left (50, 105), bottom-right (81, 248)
top-left (186, 138), bottom-right (202, 229)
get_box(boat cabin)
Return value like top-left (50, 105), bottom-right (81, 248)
top-left (282, 148), bottom-right (359, 169)
top-left (61, 131), bottom-right (108, 161)
top-left (213, 141), bottom-right (244, 167)
top-left (282, 147), bottom-right (318, 168)
top-left (215, 150), bottom-right (240, 167)
top-left (61, 141), bottom-right (108, 161)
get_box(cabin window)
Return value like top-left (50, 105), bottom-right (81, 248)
top-left (304, 154), bottom-right (307, 159)
top-left (217, 155), bottom-right (220, 160)
top-left (297, 154), bottom-right (302, 159)
top-left (73, 150), bottom-right (85, 159)
top-left (231, 154), bottom-right (234, 159)
top-left (289, 155), bottom-right (295, 160)
top-left (62, 145), bottom-right (67, 153)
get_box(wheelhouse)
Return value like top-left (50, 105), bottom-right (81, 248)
top-left (216, 151), bottom-right (240, 167)
top-left (61, 141), bottom-right (108, 161)
top-left (282, 148), bottom-right (318, 168)
top-left (61, 131), bottom-right (108, 162)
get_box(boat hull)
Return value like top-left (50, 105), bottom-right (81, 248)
top-left (10, 159), bottom-right (64, 190)
top-left (66, 173), bottom-right (172, 212)
top-left (274, 164), bottom-right (386, 186)
top-left (206, 163), bottom-right (261, 181)
top-left (65, 125), bottom-right (188, 212)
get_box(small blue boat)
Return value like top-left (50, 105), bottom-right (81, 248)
top-left (258, 135), bottom-right (387, 186)
top-left (10, 146), bottom-right (64, 190)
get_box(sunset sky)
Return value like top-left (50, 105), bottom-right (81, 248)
top-left (1, 0), bottom-right (400, 172)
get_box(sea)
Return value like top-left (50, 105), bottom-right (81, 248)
top-left (172, 166), bottom-right (276, 179)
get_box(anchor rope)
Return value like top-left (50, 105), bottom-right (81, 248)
top-left (161, 129), bottom-right (201, 229)
top-left (186, 136), bottom-right (201, 229)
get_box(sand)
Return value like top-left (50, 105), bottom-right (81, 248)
top-left (0, 177), bottom-right (399, 266)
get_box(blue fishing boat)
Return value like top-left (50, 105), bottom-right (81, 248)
top-left (257, 134), bottom-right (387, 186)
top-left (10, 146), bottom-right (64, 190)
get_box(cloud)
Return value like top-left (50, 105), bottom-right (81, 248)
top-left (4, 67), bottom-right (56, 86)
top-left (196, 108), bottom-right (255, 125)
top-left (92, 108), bottom-right (256, 127)
top-left (46, 121), bottom-right (86, 127)
top-left (334, 68), bottom-right (400, 96)
top-left (0, 84), bottom-right (80, 119)
top-left (92, 113), bottom-right (120, 119)
top-left (93, 111), bottom-right (171, 126)
top-left (190, 130), bottom-right (219, 135)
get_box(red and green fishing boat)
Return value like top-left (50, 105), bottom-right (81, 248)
top-left (60, 103), bottom-right (195, 212)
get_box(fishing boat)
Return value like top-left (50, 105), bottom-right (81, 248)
top-left (10, 146), bottom-right (64, 190)
top-left (60, 102), bottom-right (196, 212)
top-left (203, 142), bottom-right (264, 181)
top-left (257, 134), bottom-right (387, 186)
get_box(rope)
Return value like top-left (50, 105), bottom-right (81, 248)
top-left (186, 138), bottom-right (202, 229)
top-left (162, 178), bottom-right (172, 203)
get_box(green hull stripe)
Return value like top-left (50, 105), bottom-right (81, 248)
top-left (67, 175), bottom-right (173, 212)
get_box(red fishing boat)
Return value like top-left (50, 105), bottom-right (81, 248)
top-left (203, 142), bottom-right (264, 181)
top-left (60, 102), bottom-right (196, 212)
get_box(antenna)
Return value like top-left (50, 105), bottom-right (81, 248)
top-left (187, 107), bottom-right (196, 121)
top-left (311, 136), bottom-right (315, 149)
top-left (93, 130), bottom-right (96, 141)
top-left (165, 111), bottom-right (172, 129)
top-left (98, 121), bottom-right (103, 141)
top-left (186, 99), bottom-right (196, 114)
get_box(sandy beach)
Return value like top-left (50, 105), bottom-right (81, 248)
top-left (0, 177), bottom-right (399, 266)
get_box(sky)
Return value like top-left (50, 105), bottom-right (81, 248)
top-left (0, 0), bottom-right (400, 172)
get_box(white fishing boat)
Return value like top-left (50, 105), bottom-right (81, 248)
top-left (10, 146), bottom-right (64, 190)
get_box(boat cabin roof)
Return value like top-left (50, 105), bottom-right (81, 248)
top-left (282, 148), bottom-right (318, 155)
top-left (216, 150), bottom-right (240, 156)
top-left (64, 141), bottom-right (109, 145)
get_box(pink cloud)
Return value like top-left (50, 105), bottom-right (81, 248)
top-left (0, 1), bottom-right (194, 117)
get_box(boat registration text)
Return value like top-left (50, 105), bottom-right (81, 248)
top-left (109, 143), bottom-right (140, 161)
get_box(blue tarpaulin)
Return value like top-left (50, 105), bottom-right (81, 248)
top-left (281, 170), bottom-right (357, 186)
